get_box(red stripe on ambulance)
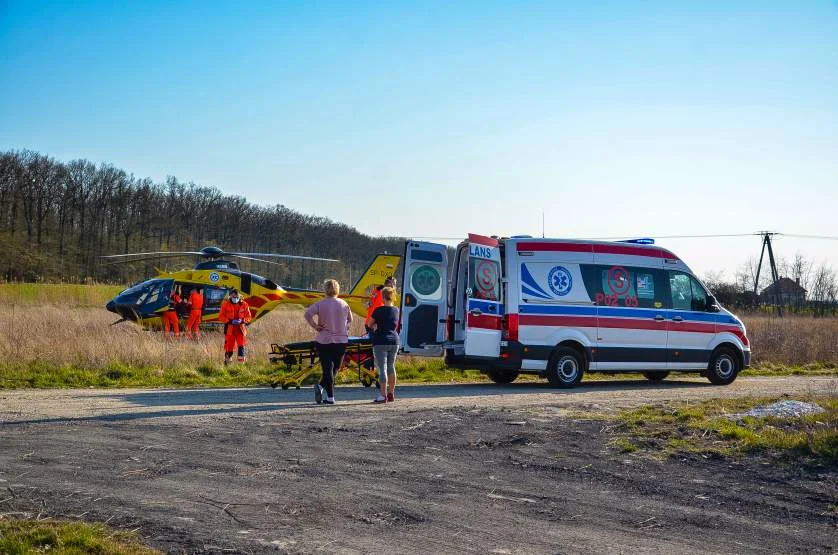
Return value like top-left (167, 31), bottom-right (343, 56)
top-left (516, 242), bottom-right (678, 260)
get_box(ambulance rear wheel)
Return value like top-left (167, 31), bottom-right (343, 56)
top-left (706, 347), bottom-right (740, 385)
top-left (643, 371), bottom-right (670, 382)
top-left (487, 370), bottom-right (519, 384)
top-left (547, 347), bottom-right (584, 388)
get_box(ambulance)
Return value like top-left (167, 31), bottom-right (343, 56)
top-left (399, 234), bottom-right (750, 387)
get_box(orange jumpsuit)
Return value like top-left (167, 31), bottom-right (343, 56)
top-left (365, 287), bottom-right (384, 331)
top-left (219, 298), bottom-right (252, 361)
top-left (162, 292), bottom-right (182, 337)
top-left (185, 290), bottom-right (204, 338)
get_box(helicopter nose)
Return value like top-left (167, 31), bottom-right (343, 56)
top-left (106, 300), bottom-right (117, 313)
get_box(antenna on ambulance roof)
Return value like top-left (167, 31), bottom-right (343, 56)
top-left (542, 212), bottom-right (545, 239)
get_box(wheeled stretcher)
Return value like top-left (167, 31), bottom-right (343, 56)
top-left (269, 336), bottom-right (378, 389)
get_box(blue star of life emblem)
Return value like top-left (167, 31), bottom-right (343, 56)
top-left (547, 266), bottom-right (572, 296)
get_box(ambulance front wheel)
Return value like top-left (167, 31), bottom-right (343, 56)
top-left (546, 347), bottom-right (585, 388)
top-left (706, 347), bottom-right (740, 385)
top-left (487, 369), bottom-right (519, 384)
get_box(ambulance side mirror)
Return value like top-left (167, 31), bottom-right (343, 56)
top-left (707, 295), bottom-right (721, 312)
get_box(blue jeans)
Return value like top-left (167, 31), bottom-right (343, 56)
top-left (373, 345), bottom-right (398, 384)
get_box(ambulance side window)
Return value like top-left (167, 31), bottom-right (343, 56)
top-left (580, 265), bottom-right (603, 303)
top-left (586, 266), bottom-right (666, 308)
top-left (669, 272), bottom-right (692, 311)
top-left (690, 276), bottom-right (708, 312)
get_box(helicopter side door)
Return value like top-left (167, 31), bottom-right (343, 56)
top-left (202, 285), bottom-right (228, 319)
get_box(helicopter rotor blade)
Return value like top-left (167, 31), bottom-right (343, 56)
top-left (228, 254), bottom-right (285, 266)
top-left (101, 251), bottom-right (204, 259)
top-left (229, 252), bottom-right (340, 262)
top-left (100, 254), bottom-right (193, 266)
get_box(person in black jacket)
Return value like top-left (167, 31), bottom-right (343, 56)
top-left (365, 286), bottom-right (400, 403)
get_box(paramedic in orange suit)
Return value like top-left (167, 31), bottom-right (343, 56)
top-left (365, 276), bottom-right (396, 335)
top-left (185, 288), bottom-right (204, 339)
top-left (162, 290), bottom-right (182, 338)
top-left (219, 289), bottom-right (252, 364)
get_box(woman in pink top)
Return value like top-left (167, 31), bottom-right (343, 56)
top-left (304, 279), bottom-right (352, 405)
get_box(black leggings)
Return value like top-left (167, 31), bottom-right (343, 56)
top-left (316, 342), bottom-right (347, 398)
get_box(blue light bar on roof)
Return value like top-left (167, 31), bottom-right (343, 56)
top-left (620, 238), bottom-right (655, 245)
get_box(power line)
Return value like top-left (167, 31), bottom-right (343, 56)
top-left (781, 234), bottom-right (838, 241)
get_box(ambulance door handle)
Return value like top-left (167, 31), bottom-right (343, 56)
top-left (469, 309), bottom-right (483, 316)
top-left (672, 316), bottom-right (683, 322)
top-left (653, 315), bottom-right (665, 321)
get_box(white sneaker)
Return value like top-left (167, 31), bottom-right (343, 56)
top-left (314, 384), bottom-right (323, 404)
top-left (374, 394), bottom-right (386, 404)
top-left (323, 396), bottom-right (336, 405)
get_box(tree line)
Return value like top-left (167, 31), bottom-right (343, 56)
top-left (703, 253), bottom-right (837, 316)
top-left (0, 150), bottom-right (404, 288)
top-left (2, 149), bottom-right (835, 314)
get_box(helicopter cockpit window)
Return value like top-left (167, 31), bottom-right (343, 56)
top-left (119, 281), bottom-right (150, 297)
top-left (134, 279), bottom-right (169, 306)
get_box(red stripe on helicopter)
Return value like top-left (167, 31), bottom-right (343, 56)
top-left (264, 293), bottom-right (281, 301)
top-left (304, 294), bottom-right (319, 299)
top-left (247, 297), bottom-right (266, 308)
top-left (283, 293), bottom-right (300, 299)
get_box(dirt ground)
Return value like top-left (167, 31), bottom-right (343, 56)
top-left (1, 376), bottom-right (836, 554)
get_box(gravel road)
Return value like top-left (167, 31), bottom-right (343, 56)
top-left (1, 376), bottom-right (836, 554)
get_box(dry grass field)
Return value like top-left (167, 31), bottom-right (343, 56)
top-left (0, 284), bottom-right (452, 388)
top-left (0, 284), bottom-right (835, 388)
top-left (744, 314), bottom-right (838, 366)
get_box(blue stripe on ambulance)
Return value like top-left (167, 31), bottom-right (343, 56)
top-left (468, 298), bottom-right (504, 315)
top-left (519, 303), bottom-right (738, 324)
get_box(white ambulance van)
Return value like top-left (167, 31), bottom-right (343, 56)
top-left (399, 233), bottom-right (750, 387)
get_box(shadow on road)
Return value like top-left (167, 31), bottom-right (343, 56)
top-left (3, 379), bottom-right (713, 426)
top-left (115, 378), bottom-right (713, 407)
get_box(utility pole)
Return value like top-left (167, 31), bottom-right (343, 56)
top-left (753, 231), bottom-right (783, 317)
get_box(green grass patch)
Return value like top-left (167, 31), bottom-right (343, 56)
top-left (0, 518), bottom-right (159, 554)
top-left (0, 356), bottom-right (504, 390)
top-left (609, 437), bottom-right (638, 453)
top-left (0, 358), bottom-right (835, 391)
top-left (594, 396), bottom-right (838, 463)
top-left (0, 360), bottom-right (281, 389)
top-left (744, 361), bottom-right (838, 376)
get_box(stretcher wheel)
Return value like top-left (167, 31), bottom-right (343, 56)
top-left (295, 385), bottom-right (301, 390)
top-left (281, 384), bottom-right (289, 390)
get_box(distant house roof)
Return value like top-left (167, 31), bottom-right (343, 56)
top-left (760, 277), bottom-right (807, 296)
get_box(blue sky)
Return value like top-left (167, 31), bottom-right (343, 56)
top-left (1, 1), bottom-right (836, 279)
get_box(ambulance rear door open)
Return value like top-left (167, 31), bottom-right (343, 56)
top-left (464, 234), bottom-right (503, 358)
top-left (399, 241), bottom-right (448, 356)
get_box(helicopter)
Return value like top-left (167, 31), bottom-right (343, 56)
top-left (103, 246), bottom-right (401, 328)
